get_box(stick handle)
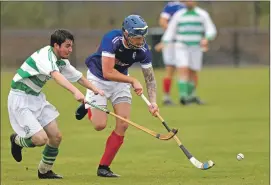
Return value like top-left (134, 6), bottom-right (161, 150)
top-left (140, 94), bottom-right (164, 122)
top-left (140, 94), bottom-right (151, 106)
top-left (86, 101), bottom-right (109, 113)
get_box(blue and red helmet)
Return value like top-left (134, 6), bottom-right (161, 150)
top-left (122, 15), bottom-right (148, 49)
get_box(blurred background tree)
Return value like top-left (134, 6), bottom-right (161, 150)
top-left (1, 1), bottom-right (269, 30)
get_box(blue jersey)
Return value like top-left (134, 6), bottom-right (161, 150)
top-left (160, 1), bottom-right (185, 21)
top-left (85, 30), bottom-right (152, 80)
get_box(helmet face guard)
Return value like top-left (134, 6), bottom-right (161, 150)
top-left (123, 29), bottom-right (147, 49)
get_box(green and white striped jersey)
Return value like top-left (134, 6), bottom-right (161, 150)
top-left (162, 7), bottom-right (217, 46)
top-left (11, 45), bottom-right (82, 96)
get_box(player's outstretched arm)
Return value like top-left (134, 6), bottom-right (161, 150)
top-left (77, 76), bottom-right (104, 96)
top-left (141, 66), bottom-right (159, 116)
top-left (142, 66), bottom-right (157, 103)
top-left (51, 71), bottom-right (85, 102)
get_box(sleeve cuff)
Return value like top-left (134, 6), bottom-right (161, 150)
top-left (160, 12), bottom-right (170, 19)
top-left (205, 35), bottom-right (215, 41)
top-left (140, 63), bottom-right (152, 69)
top-left (102, 51), bottom-right (115, 58)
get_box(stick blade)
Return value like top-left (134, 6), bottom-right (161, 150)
top-left (201, 160), bottom-right (215, 170)
top-left (158, 128), bottom-right (178, 140)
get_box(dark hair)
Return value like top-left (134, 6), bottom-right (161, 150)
top-left (50, 29), bottom-right (74, 47)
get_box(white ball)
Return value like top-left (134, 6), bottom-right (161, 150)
top-left (237, 153), bottom-right (244, 161)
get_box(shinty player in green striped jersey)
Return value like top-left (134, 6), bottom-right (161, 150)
top-left (8, 29), bottom-right (104, 179)
top-left (162, 0), bottom-right (217, 105)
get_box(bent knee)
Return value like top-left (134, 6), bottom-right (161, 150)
top-left (52, 132), bottom-right (62, 144)
top-left (91, 117), bottom-right (107, 131)
top-left (117, 120), bottom-right (129, 131)
top-left (122, 123), bottom-right (129, 131)
top-left (94, 123), bottom-right (106, 131)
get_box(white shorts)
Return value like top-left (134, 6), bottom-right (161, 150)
top-left (8, 90), bottom-right (59, 138)
top-left (162, 43), bottom-right (175, 66)
top-left (175, 44), bottom-right (203, 71)
top-left (85, 70), bottom-right (132, 109)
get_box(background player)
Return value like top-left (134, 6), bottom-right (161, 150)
top-left (155, 1), bottom-right (186, 105)
top-left (162, 0), bottom-right (217, 105)
top-left (75, 15), bottom-right (159, 177)
top-left (8, 29), bottom-right (104, 179)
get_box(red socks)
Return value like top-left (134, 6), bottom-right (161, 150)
top-left (163, 75), bottom-right (198, 93)
top-left (163, 78), bottom-right (172, 94)
top-left (88, 109), bottom-right (92, 120)
top-left (99, 131), bottom-right (124, 166)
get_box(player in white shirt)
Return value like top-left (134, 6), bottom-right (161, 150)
top-left (162, 0), bottom-right (217, 105)
top-left (8, 29), bottom-right (104, 179)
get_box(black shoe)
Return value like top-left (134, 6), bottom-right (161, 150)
top-left (97, 165), bottom-right (120, 177)
top-left (38, 170), bottom-right (63, 179)
top-left (162, 99), bottom-right (175, 106)
top-left (75, 103), bottom-right (88, 120)
top-left (180, 98), bottom-right (193, 106)
top-left (191, 97), bottom-right (205, 105)
top-left (10, 133), bottom-right (22, 162)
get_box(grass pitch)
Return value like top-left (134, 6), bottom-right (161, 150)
top-left (1, 67), bottom-right (269, 185)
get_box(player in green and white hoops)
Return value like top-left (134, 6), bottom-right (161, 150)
top-left (8, 29), bottom-right (104, 179)
top-left (162, 0), bottom-right (217, 105)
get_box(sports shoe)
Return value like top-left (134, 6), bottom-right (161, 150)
top-left (10, 133), bottom-right (22, 162)
top-left (180, 98), bottom-right (193, 106)
top-left (38, 170), bottom-right (63, 179)
top-left (162, 99), bottom-right (175, 106)
top-left (97, 165), bottom-right (120, 177)
top-left (75, 103), bottom-right (88, 120)
top-left (191, 96), bottom-right (205, 105)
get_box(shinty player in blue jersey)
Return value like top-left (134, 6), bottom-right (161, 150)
top-left (75, 15), bottom-right (159, 177)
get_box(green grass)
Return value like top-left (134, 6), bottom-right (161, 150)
top-left (1, 67), bottom-right (269, 185)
